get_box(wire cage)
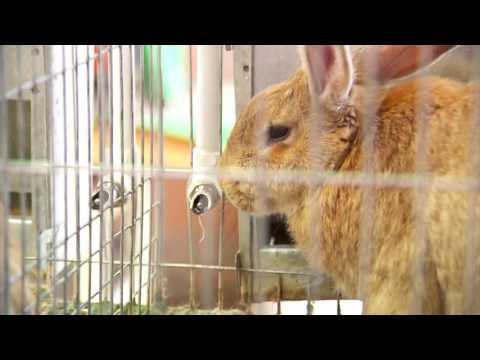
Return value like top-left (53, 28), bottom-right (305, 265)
top-left (0, 45), bottom-right (479, 315)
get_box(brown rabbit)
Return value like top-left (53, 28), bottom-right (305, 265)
top-left (0, 201), bottom-right (34, 314)
top-left (220, 45), bottom-right (480, 314)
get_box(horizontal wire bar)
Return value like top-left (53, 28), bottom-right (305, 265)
top-left (0, 161), bottom-right (191, 179)
top-left (19, 234), bottom-right (318, 313)
top-left (25, 259), bottom-right (319, 314)
top-left (3, 161), bottom-right (480, 194)
top-left (26, 257), bottom-right (318, 278)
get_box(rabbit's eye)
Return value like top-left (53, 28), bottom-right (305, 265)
top-left (267, 125), bottom-right (291, 145)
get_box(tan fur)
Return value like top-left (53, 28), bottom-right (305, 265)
top-left (220, 46), bottom-right (480, 314)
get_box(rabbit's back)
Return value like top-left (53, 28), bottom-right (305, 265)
top-left (289, 76), bottom-right (480, 313)
top-left (380, 76), bottom-right (480, 313)
top-left (425, 80), bottom-right (480, 313)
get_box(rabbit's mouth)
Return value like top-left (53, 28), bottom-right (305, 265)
top-left (237, 196), bottom-right (255, 213)
top-left (221, 180), bottom-right (269, 214)
top-left (225, 189), bottom-right (279, 215)
top-left (222, 183), bottom-right (253, 212)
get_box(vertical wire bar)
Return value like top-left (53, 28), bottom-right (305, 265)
top-left (98, 45), bottom-right (106, 314)
top-left (248, 50), bottom-right (258, 312)
top-left (276, 274), bottom-right (282, 315)
top-left (128, 45), bottom-right (137, 313)
top-left (0, 46), bottom-right (11, 315)
top-left (357, 45), bottom-right (379, 309)
top-left (411, 46), bottom-right (432, 314)
top-left (73, 46), bottom-right (81, 313)
top-left (119, 45), bottom-right (125, 314)
top-left (31, 46), bottom-right (44, 315)
top-left (189, 45), bottom-right (194, 169)
top-left (155, 44), bottom-right (165, 304)
top-left (146, 45), bottom-right (155, 314)
top-left (306, 277), bottom-right (313, 315)
top-left (86, 46), bottom-right (93, 315)
top-left (234, 46), bottom-right (254, 311)
top-left (464, 47), bottom-right (480, 313)
top-left (137, 45), bottom-right (146, 314)
top-left (252, 57), bottom-right (267, 310)
top-left (218, 199), bottom-right (225, 310)
top-left (108, 45), bottom-right (115, 314)
top-left (187, 199), bottom-right (196, 308)
top-left (15, 46), bottom-right (28, 314)
top-left (252, 48), bottom-right (270, 309)
top-left (247, 214), bottom-right (254, 309)
top-left (62, 45), bottom-right (69, 313)
top-left (188, 45), bottom-right (196, 309)
top-left (217, 48), bottom-right (224, 310)
top-left (337, 292), bottom-right (342, 315)
top-left (47, 46), bottom-right (58, 315)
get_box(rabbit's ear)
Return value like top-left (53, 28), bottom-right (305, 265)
top-left (299, 45), bottom-right (354, 103)
top-left (356, 45), bottom-right (456, 84)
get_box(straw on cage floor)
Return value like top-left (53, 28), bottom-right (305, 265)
top-left (38, 300), bottom-right (249, 315)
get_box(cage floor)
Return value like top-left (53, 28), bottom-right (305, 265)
top-left (38, 302), bottom-right (248, 315)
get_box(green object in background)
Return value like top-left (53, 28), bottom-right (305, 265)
top-left (144, 45), bottom-right (187, 105)
top-left (143, 45), bottom-right (236, 149)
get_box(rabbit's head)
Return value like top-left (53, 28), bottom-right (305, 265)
top-left (220, 45), bottom-right (456, 215)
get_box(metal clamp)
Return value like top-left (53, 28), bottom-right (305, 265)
top-left (187, 148), bottom-right (222, 215)
top-left (91, 181), bottom-right (126, 211)
top-left (187, 183), bottom-right (221, 215)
